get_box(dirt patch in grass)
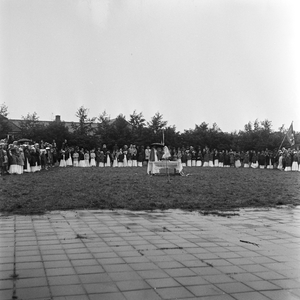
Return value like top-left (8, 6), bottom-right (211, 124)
top-left (0, 167), bottom-right (299, 215)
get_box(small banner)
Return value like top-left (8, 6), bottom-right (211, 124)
top-left (286, 122), bottom-right (295, 146)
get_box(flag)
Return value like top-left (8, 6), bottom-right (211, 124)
top-left (286, 122), bottom-right (295, 146)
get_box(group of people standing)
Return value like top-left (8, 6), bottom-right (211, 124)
top-left (1, 138), bottom-right (299, 176)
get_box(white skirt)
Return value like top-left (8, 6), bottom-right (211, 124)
top-left (196, 161), bottom-right (202, 167)
top-left (123, 156), bottom-right (128, 167)
top-left (90, 158), bottom-right (96, 167)
top-left (235, 160), bottom-right (241, 168)
top-left (218, 162), bottom-right (224, 167)
top-left (59, 159), bottom-right (66, 167)
top-left (24, 161), bottom-right (31, 173)
top-left (73, 160), bottom-right (79, 167)
top-left (191, 160), bottom-right (196, 167)
top-left (244, 163), bottom-right (249, 168)
top-left (132, 160), bottom-right (137, 167)
top-left (182, 162), bottom-right (186, 167)
top-left (31, 163), bottom-right (39, 173)
top-left (113, 159), bottom-right (118, 167)
top-left (106, 156), bottom-right (111, 167)
top-left (19, 166), bottom-right (23, 174)
top-left (203, 162), bottom-right (209, 167)
top-left (99, 162), bottom-right (104, 167)
top-left (9, 164), bottom-right (19, 174)
top-left (79, 160), bottom-right (86, 167)
top-left (285, 166), bottom-right (291, 171)
top-left (127, 159), bottom-right (132, 167)
top-left (259, 165), bottom-right (265, 169)
top-left (208, 161), bottom-right (214, 167)
top-left (187, 160), bottom-right (192, 167)
top-left (118, 162), bottom-right (123, 167)
top-left (292, 162), bottom-right (298, 171)
top-left (251, 162), bottom-right (258, 169)
top-left (214, 159), bottom-right (219, 167)
top-left (138, 162), bottom-right (143, 167)
top-left (85, 160), bottom-right (90, 167)
top-left (66, 157), bottom-right (72, 166)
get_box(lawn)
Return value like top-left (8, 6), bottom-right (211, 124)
top-left (0, 166), bottom-right (299, 215)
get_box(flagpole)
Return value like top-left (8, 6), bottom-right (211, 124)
top-left (278, 135), bottom-right (286, 151)
top-left (278, 121), bottom-right (293, 151)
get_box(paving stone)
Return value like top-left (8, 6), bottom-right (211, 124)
top-left (51, 284), bottom-right (86, 296)
top-left (16, 277), bottom-right (48, 288)
top-left (89, 292), bottom-right (126, 300)
top-left (216, 282), bottom-right (255, 294)
top-left (109, 271), bottom-right (142, 281)
top-left (230, 292), bottom-right (271, 300)
top-left (84, 282), bottom-right (119, 294)
top-left (146, 277), bottom-right (181, 288)
top-left (48, 275), bottom-right (81, 286)
top-left (156, 286), bottom-right (194, 299)
top-left (16, 286), bottom-right (51, 299)
top-left (175, 275), bottom-right (209, 286)
top-left (123, 289), bottom-right (162, 300)
top-left (116, 279), bottom-right (151, 291)
top-left (186, 284), bottom-right (224, 297)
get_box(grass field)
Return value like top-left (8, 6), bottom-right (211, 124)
top-left (0, 166), bottom-right (299, 215)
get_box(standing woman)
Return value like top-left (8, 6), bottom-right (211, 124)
top-left (251, 151), bottom-right (258, 169)
top-left (132, 145), bottom-right (138, 167)
top-left (8, 145), bottom-right (18, 174)
top-left (186, 150), bottom-right (192, 167)
top-left (213, 149), bottom-right (219, 167)
top-left (23, 145), bottom-right (31, 173)
top-left (196, 149), bottom-right (203, 167)
top-left (106, 150), bottom-right (111, 167)
top-left (218, 150), bottom-right (224, 167)
top-left (291, 150), bottom-right (298, 171)
top-left (30, 146), bottom-right (39, 172)
top-left (224, 150), bottom-right (230, 167)
top-left (235, 151), bottom-right (241, 168)
top-left (258, 151), bottom-right (266, 169)
top-left (181, 149), bottom-right (187, 167)
top-left (208, 150), bottom-right (214, 167)
top-left (137, 146), bottom-right (144, 167)
top-left (277, 151), bottom-right (283, 170)
top-left (243, 151), bottom-right (250, 168)
top-left (66, 148), bottom-right (73, 167)
top-left (285, 150), bottom-right (292, 171)
top-left (73, 149), bottom-right (79, 167)
top-left (79, 148), bottom-right (85, 167)
top-left (99, 151), bottom-right (105, 167)
top-left (127, 146), bottom-right (133, 167)
top-left (112, 149), bottom-right (118, 167)
top-left (118, 148), bottom-right (124, 167)
top-left (229, 150), bottom-right (235, 167)
top-left (123, 145), bottom-right (128, 167)
top-left (90, 149), bottom-right (96, 167)
top-left (191, 150), bottom-right (197, 167)
top-left (59, 149), bottom-right (67, 167)
top-left (203, 148), bottom-right (209, 167)
top-left (84, 150), bottom-right (90, 167)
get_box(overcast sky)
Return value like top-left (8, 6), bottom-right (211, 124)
top-left (1, 0), bottom-right (299, 133)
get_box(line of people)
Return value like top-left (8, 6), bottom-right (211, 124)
top-left (1, 140), bottom-right (300, 176)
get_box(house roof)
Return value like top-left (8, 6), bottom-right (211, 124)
top-left (4, 115), bottom-right (131, 134)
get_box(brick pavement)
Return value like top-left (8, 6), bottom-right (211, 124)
top-left (0, 206), bottom-right (300, 300)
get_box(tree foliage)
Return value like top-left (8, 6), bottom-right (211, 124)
top-left (0, 103), bottom-right (11, 139)
top-left (4, 105), bottom-right (299, 151)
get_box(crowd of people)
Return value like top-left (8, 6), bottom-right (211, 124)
top-left (0, 138), bottom-right (299, 176)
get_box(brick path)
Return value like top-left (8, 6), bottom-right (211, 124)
top-left (1, 207), bottom-right (300, 300)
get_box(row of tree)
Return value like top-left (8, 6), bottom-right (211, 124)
top-left (0, 103), bottom-right (298, 151)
